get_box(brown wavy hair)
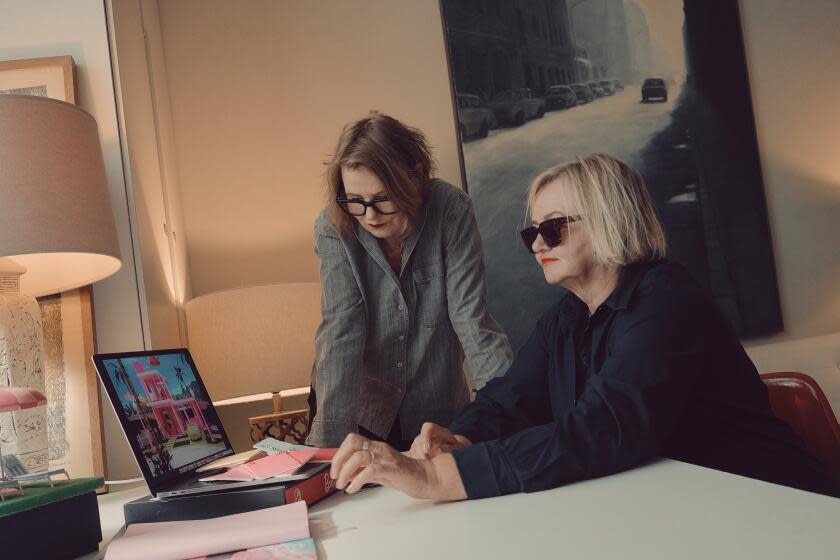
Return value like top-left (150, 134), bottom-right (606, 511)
top-left (326, 112), bottom-right (435, 237)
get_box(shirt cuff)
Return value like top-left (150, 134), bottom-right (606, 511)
top-left (305, 419), bottom-right (356, 448)
top-left (450, 442), bottom-right (520, 499)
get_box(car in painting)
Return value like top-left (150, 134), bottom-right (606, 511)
top-left (545, 85), bottom-right (578, 110)
top-left (488, 88), bottom-right (545, 126)
top-left (456, 93), bottom-right (497, 139)
top-left (598, 80), bottom-right (616, 95)
top-left (642, 77), bottom-right (668, 102)
top-left (587, 81), bottom-right (607, 97)
top-left (570, 83), bottom-right (594, 104)
top-left (612, 79), bottom-right (624, 91)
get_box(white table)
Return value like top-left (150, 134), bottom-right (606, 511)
top-left (89, 460), bottom-right (840, 559)
top-left (308, 460), bottom-right (840, 559)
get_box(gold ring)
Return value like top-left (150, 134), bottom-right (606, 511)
top-left (361, 440), bottom-right (375, 464)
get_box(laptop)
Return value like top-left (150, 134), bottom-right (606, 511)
top-left (93, 348), bottom-right (307, 500)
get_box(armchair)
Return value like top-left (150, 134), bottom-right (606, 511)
top-left (184, 282), bottom-right (321, 446)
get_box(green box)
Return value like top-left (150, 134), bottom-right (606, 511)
top-left (0, 477), bottom-right (103, 559)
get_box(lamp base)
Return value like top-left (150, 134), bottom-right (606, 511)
top-left (0, 292), bottom-right (48, 472)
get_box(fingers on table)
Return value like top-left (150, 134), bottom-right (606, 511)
top-left (420, 423), bottom-right (460, 457)
top-left (330, 433), bottom-right (368, 479)
top-left (335, 449), bottom-right (374, 490)
top-left (345, 460), bottom-right (381, 493)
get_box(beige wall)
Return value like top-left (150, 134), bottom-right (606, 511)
top-left (739, 0), bottom-right (840, 345)
top-left (155, 0), bottom-right (460, 297)
top-left (110, 0), bottom-right (190, 350)
top-left (738, 0), bottom-right (840, 414)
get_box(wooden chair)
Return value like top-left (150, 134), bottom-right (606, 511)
top-left (184, 282), bottom-right (321, 447)
top-left (760, 371), bottom-right (840, 484)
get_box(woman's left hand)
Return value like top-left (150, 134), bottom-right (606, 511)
top-left (330, 433), bottom-right (467, 501)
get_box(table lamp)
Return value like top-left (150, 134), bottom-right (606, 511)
top-left (184, 282), bottom-right (321, 445)
top-left (0, 95), bottom-right (122, 471)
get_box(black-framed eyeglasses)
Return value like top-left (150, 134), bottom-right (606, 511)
top-left (520, 216), bottom-right (582, 253)
top-left (336, 195), bottom-right (400, 216)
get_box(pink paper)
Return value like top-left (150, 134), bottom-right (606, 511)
top-left (204, 450), bottom-right (317, 482)
top-left (311, 448), bottom-right (337, 462)
top-left (105, 500), bottom-right (309, 560)
top-left (246, 450), bottom-right (316, 479)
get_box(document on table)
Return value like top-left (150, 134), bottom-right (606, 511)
top-left (199, 449), bottom-right (317, 482)
top-left (104, 500), bottom-right (310, 560)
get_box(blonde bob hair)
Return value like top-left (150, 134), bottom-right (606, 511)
top-left (326, 112), bottom-right (434, 237)
top-left (526, 153), bottom-right (666, 266)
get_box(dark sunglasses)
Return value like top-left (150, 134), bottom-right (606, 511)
top-left (520, 216), bottom-right (582, 253)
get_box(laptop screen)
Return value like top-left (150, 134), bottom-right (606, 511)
top-left (93, 349), bottom-right (234, 492)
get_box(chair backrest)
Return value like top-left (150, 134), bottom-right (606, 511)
top-left (760, 371), bottom-right (840, 484)
top-left (184, 282), bottom-right (321, 401)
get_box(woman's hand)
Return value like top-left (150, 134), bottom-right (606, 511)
top-left (406, 422), bottom-right (472, 460)
top-left (331, 433), bottom-right (467, 501)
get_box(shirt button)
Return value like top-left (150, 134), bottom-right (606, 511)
top-left (398, 305), bottom-right (404, 310)
top-left (399, 335), bottom-right (405, 341)
top-left (397, 362), bottom-right (404, 368)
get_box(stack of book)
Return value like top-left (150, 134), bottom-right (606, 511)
top-left (124, 440), bottom-right (338, 525)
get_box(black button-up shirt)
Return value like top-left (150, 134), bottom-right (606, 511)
top-left (450, 260), bottom-right (838, 499)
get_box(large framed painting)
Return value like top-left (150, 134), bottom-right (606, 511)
top-left (441, 0), bottom-right (781, 350)
top-left (0, 55), bottom-right (106, 480)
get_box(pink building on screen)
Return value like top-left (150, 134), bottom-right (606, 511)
top-left (132, 360), bottom-right (209, 439)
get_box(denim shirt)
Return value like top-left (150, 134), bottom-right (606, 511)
top-left (306, 179), bottom-right (513, 447)
top-left (450, 260), bottom-right (839, 499)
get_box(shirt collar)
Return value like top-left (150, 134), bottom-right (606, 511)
top-left (603, 259), bottom-right (659, 311)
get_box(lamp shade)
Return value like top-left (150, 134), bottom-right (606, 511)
top-left (184, 282), bottom-right (321, 401)
top-left (0, 95), bottom-right (121, 296)
top-left (0, 387), bottom-right (47, 413)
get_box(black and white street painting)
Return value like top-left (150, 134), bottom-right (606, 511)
top-left (442, 0), bottom-right (781, 350)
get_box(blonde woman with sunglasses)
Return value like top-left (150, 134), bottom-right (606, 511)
top-left (329, 153), bottom-right (838, 501)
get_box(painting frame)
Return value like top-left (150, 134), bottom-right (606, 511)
top-left (0, 55), bottom-right (106, 482)
top-left (439, 0), bottom-right (782, 351)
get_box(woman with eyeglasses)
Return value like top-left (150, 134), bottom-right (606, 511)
top-left (305, 112), bottom-right (513, 450)
top-left (329, 153), bottom-right (838, 500)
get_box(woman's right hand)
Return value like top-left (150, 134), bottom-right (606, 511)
top-left (407, 422), bottom-right (472, 459)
